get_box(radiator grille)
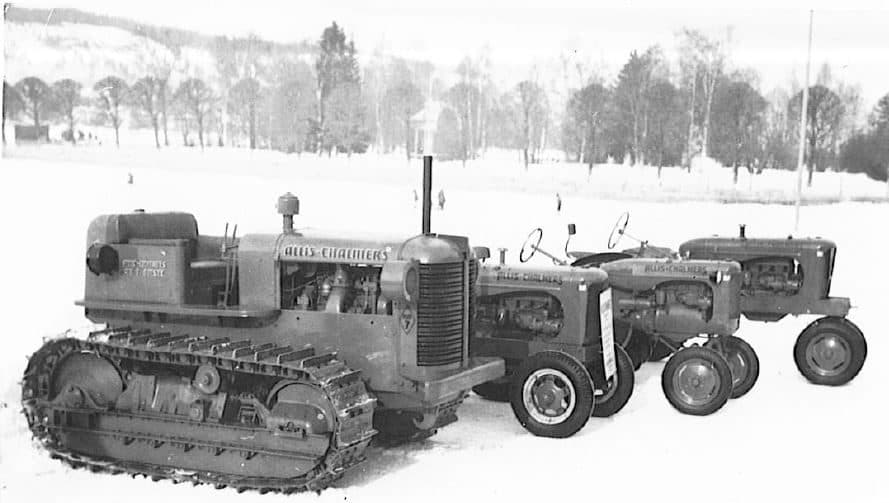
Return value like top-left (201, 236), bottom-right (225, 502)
top-left (417, 261), bottom-right (468, 366)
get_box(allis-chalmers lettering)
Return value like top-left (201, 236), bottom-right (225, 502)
top-left (283, 245), bottom-right (389, 262)
top-left (121, 259), bottom-right (166, 278)
top-left (643, 264), bottom-right (707, 275)
top-left (495, 270), bottom-right (563, 285)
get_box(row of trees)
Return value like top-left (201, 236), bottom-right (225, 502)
top-left (4, 74), bottom-right (206, 148)
top-left (2, 22), bottom-right (887, 184)
top-left (1, 23), bottom-right (368, 153)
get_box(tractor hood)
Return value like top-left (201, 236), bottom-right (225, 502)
top-left (680, 236), bottom-right (837, 260)
top-left (600, 258), bottom-right (741, 281)
top-left (477, 263), bottom-right (608, 291)
top-left (238, 230), bottom-right (472, 265)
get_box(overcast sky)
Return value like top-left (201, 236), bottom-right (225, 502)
top-left (8, 0), bottom-right (889, 107)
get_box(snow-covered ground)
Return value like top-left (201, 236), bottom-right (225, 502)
top-left (1, 145), bottom-right (887, 503)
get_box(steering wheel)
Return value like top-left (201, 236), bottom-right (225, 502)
top-left (607, 212), bottom-right (630, 250)
top-left (520, 228), bottom-right (544, 263)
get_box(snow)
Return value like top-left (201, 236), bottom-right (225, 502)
top-left (4, 22), bottom-right (216, 90)
top-left (1, 144), bottom-right (887, 503)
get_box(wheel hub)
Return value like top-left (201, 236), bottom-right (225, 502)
top-left (673, 359), bottom-right (720, 406)
top-left (806, 333), bottom-right (850, 377)
top-left (522, 368), bottom-right (576, 425)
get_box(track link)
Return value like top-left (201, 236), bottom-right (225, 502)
top-left (21, 326), bottom-right (377, 494)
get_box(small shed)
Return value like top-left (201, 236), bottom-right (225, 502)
top-left (14, 124), bottom-right (50, 143)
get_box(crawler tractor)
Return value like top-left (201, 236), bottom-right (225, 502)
top-left (522, 222), bottom-right (750, 416)
top-left (20, 157), bottom-right (504, 493)
top-left (469, 250), bottom-right (635, 438)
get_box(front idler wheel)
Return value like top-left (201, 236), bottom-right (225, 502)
top-left (661, 346), bottom-right (732, 416)
top-left (705, 336), bottom-right (759, 399)
top-left (592, 345), bottom-right (635, 418)
top-left (794, 317), bottom-right (866, 386)
top-left (510, 351), bottom-right (595, 438)
top-left (50, 352), bottom-right (124, 407)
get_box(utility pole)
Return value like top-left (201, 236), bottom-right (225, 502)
top-left (794, 10), bottom-right (814, 232)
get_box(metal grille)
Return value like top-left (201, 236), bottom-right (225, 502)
top-left (416, 261), bottom-right (467, 366)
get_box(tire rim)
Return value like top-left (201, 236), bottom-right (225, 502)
top-left (805, 333), bottom-right (851, 377)
top-left (672, 358), bottom-right (721, 407)
top-left (522, 368), bottom-right (576, 425)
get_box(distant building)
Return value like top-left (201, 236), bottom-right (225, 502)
top-left (14, 124), bottom-right (50, 143)
top-left (409, 101), bottom-right (444, 157)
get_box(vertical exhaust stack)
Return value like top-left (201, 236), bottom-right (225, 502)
top-left (422, 155), bottom-right (433, 235)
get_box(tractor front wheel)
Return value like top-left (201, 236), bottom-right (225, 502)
top-left (510, 351), bottom-right (595, 438)
top-left (794, 317), bottom-right (866, 386)
top-left (661, 346), bottom-right (732, 416)
top-left (705, 336), bottom-right (759, 399)
top-left (592, 345), bottom-right (635, 418)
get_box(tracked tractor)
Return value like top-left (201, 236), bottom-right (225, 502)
top-left (521, 221), bottom-right (749, 417)
top-left (469, 249), bottom-right (634, 438)
top-left (20, 157), bottom-right (504, 493)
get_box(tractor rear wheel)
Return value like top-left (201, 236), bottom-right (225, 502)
top-left (510, 351), bottom-right (594, 438)
top-left (794, 317), bottom-right (866, 386)
top-left (614, 321), bottom-right (649, 370)
top-left (705, 336), bottom-right (759, 399)
top-left (661, 346), bottom-right (732, 416)
top-left (592, 345), bottom-right (635, 417)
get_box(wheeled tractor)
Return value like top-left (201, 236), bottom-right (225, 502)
top-left (521, 222), bottom-right (754, 416)
top-left (575, 212), bottom-right (867, 389)
top-left (469, 248), bottom-right (635, 438)
top-left (680, 224), bottom-right (867, 386)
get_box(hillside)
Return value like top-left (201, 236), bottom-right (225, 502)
top-left (3, 5), bottom-right (314, 89)
top-left (4, 21), bottom-right (218, 87)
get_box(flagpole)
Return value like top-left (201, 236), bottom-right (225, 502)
top-left (794, 10), bottom-right (814, 232)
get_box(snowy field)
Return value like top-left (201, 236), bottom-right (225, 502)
top-left (1, 145), bottom-right (887, 503)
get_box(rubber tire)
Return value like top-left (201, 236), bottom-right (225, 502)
top-left (661, 346), bottom-right (732, 416)
top-left (706, 336), bottom-right (759, 399)
top-left (473, 381), bottom-right (511, 402)
top-left (592, 345), bottom-right (635, 417)
top-left (509, 351), bottom-right (595, 438)
top-left (614, 321), bottom-right (649, 370)
top-left (794, 316), bottom-right (867, 386)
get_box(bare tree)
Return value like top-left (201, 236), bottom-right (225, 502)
top-left (516, 79), bottom-right (548, 169)
top-left (174, 78), bottom-right (215, 148)
top-left (789, 84), bottom-right (845, 186)
top-left (15, 76), bottom-right (52, 129)
top-left (229, 77), bottom-right (262, 149)
top-left (382, 80), bottom-right (424, 159)
top-left (326, 82), bottom-right (365, 156)
top-left (2, 80), bottom-right (25, 144)
top-left (94, 76), bottom-right (128, 147)
top-left (130, 76), bottom-right (162, 148)
top-left (677, 28), bottom-right (726, 163)
top-left (51, 79), bottom-right (82, 144)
